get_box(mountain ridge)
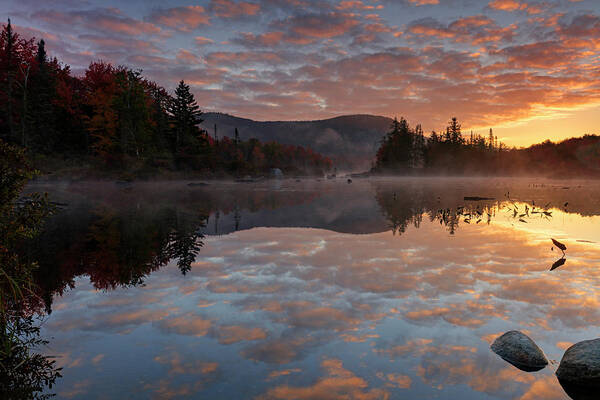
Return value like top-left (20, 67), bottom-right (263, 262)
top-left (199, 112), bottom-right (394, 170)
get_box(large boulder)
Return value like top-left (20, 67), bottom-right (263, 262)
top-left (491, 331), bottom-right (548, 372)
top-left (557, 380), bottom-right (597, 400)
top-left (557, 339), bottom-right (600, 387)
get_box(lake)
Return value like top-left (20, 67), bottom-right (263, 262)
top-left (26, 177), bottom-right (600, 399)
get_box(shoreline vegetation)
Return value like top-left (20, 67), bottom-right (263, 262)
top-left (371, 116), bottom-right (600, 178)
top-left (1, 141), bottom-right (61, 398)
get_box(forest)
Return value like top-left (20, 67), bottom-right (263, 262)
top-left (0, 20), bottom-right (332, 178)
top-left (374, 116), bottom-right (600, 177)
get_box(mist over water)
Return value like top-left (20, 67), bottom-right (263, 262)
top-left (27, 177), bottom-right (600, 399)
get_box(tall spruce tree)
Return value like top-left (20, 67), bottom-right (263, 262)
top-left (1, 19), bottom-right (16, 141)
top-left (413, 124), bottom-right (425, 168)
top-left (30, 39), bottom-right (57, 151)
top-left (448, 117), bottom-right (462, 145)
top-left (169, 80), bottom-right (203, 153)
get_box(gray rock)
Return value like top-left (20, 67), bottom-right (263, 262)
top-left (270, 168), bottom-right (283, 179)
top-left (491, 331), bottom-right (548, 372)
top-left (557, 339), bottom-right (600, 387)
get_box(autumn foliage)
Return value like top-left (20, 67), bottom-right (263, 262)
top-left (0, 21), bottom-right (332, 176)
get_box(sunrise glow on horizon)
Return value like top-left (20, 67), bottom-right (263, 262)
top-left (6, 0), bottom-right (600, 147)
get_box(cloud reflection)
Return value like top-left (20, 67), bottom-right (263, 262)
top-left (38, 180), bottom-right (600, 399)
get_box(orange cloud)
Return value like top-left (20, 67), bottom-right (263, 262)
top-left (489, 0), bottom-right (527, 12)
top-left (257, 359), bottom-right (390, 399)
top-left (215, 325), bottom-right (267, 344)
top-left (157, 313), bottom-right (212, 336)
top-left (385, 373), bottom-right (412, 389)
top-left (409, 0), bottom-right (440, 5)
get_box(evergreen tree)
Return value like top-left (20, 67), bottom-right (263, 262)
top-left (29, 39), bottom-right (57, 152)
top-left (0, 19), bottom-right (16, 141)
top-left (429, 131), bottom-right (439, 145)
top-left (375, 117), bottom-right (414, 171)
top-left (413, 124), bottom-right (425, 168)
top-left (448, 117), bottom-right (462, 145)
top-left (169, 80), bottom-right (203, 154)
top-left (1, 20), bottom-right (37, 147)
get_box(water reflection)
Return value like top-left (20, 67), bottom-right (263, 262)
top-left (31, 205), bottom-right (207, 314)
top-left (551, 257), bottom-right (567, 271)
top-left (21, 178), bottom-right (600, 399)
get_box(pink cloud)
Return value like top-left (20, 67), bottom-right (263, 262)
top-left (31, 8), bottom-right (162, 36)
top-left (148, 6), bottom-right (210, 32)
top-left (232, 31), bottom-right (285, 47)
top-left (208, 0), bottom-right (260, 18)
top-left (195, 36), bottom-right (215, 46)
top-left (176, 49), bottom-right (202, 64)
top-left (272, 12), bottom-right (362, 44)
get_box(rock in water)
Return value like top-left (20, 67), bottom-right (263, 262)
top-left (491, 331), bottom-right (548, 372)
top-left (557, 380), bottom-right (597, 400)
top-left (557, 339), bottom-right (600, 387)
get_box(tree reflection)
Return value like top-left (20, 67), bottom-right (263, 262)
top-left (375, 187), bottom-right (553, 236)
top-left (31, 205), bottom-right (208, 313)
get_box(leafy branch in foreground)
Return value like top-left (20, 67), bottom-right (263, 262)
top-left (0, 139), bottom-right (61, 399)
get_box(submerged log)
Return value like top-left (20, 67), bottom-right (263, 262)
top-left (464, 196), bottom-right (495, 201)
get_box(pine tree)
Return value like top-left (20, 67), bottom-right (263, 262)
top-left (375, 117), bottom-right (414, 171)
top-left (429, 131), bottom-right (439, 145)
top-left (169, 80), bottom-right (202, 154)
top-left (1, 19), bottom-right (36, 146)
top-left (413, 124), bottom-right (425, 168)
top-left (0, 19), bottom-right (16, 141)
top-left (448, 117), bottom-right (462, 145)
top-left (30, 39), bottom-right (57, 151)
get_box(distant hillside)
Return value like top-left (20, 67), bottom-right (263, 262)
top-left (200, 113), bottom-right (393, 170)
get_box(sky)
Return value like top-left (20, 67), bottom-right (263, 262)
top-left (5, 0), bottom-right (600, 146)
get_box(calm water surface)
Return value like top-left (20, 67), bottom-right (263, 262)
top-left (26, 178), bottom-right (600, 399)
